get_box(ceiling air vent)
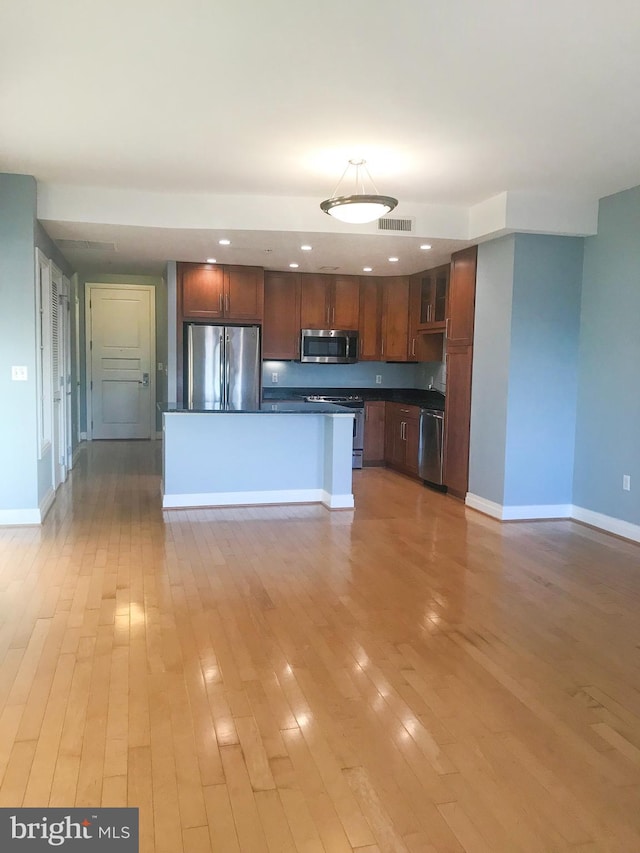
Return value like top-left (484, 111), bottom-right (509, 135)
top-left (318, 265), bottom-right (340, 271)
top-left (56, 239), bottom-right (117, 252)
top-left (377, 217), bottom-right (413, 233)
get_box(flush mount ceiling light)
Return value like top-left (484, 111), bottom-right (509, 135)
top-left (320, 159), bottom-right (398, 224)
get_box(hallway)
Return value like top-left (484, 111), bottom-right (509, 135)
top-left (1, 441), bottom-right (639, 852)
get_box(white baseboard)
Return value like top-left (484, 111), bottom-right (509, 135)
top-left (465, 494), bottom-right (503, 519)
top-left (39, 488), bottom-right (56, 522)
top-left (572, 505), bottom-right (640, 544)
top-left (72, 443), bottom-right (84, 466)
top-left (466, 494), bottom-right (572, 521)
top-left (466, 493), bottom-right (640, 544)
top-left (0, 507), bottom-right (41, 526)
top-left (80, 431), bottom-right (87, 441)
top-left (321, 490), bottom-right (355, 510)
top-left (162, 488), bottom-right (353, 510)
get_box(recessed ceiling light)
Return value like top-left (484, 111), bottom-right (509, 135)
top-left (363, 267), bottom-right (373, 272)
top-left (289, 263), bottom-right (299, 268)
top-left (206, 257), bottom-right (216, 263)
top-left (388, 257), bottom-right (399, 263)
top-left (300, 244), bottom-right (312, 251)
top-left (420, 244), bottom-right (432, 250)
top-left (219, 239), bottom-right (231, 245)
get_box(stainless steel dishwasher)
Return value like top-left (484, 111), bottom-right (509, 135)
top-left (418, 408), bottom-right (445, 486)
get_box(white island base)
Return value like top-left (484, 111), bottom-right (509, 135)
top-left (162, 410), bottom-right (354, 510)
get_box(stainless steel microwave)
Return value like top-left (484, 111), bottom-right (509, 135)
top-left (300, 329), bottom-right (358, 363)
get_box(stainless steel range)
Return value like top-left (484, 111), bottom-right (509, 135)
top-left (304, 395), bottom-right (364, 469)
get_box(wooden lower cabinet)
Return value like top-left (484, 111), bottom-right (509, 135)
top-left (363, 401), bottom-right (385, 465)
top-left (384, 403), bottom-right (420, 477)
top-left (443, 345), bottom-right (473, 498)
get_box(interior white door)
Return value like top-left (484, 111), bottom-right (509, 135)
top-left (88, 285), bottom-right (154, 439)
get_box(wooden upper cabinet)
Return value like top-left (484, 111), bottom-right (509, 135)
top-left (300, 274), bottom-right (360, 329)
top-left (381, 276), bottom-right (410, 361)
top-left (417, 265), bottom-right (448, 331)
top-left (358, 277), bottom-right (382, 360)
top-left (179, 262), bottom-right (263, 322)
top-left (225, 265), bottom-right (264, 321)
top-left (300, 274), bottom-right (330, 328)
top-left (332, 276), bottom-right (360, 329)
top-left (181, 264), bottom-right (225, 320)
top-left (446, 246), bottom-right (477, 346)
top-left (263, 271), bottom-right (301, 360)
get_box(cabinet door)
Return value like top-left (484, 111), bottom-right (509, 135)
top-left (384, 404), bottom-right (402, 467)
top-left (263, 272), bottom-right (300, 359)
top-left (443, 345), bottom-right (473, 498)
top-left (225, 265), bottom-right (264, 321)
top-left (358, 278), bottom-right (382, 360)
top-left (404, 416), bottom-right (421, 476)
top-left (181, 264), bottom-right (225, 319)
top-left (407, 275), bottom-right (421, 361)
top-left (363, 401), bottom-right (385, 465)
top-left (381, 277), bottom-right (410, 361)
top-left (332, 276), bottom-right (360, 329)
top-left (300, 274), bottom-right (331, 329)
top-left (446, 246), bottom-right (477, 346)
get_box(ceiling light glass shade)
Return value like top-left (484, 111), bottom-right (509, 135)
top-left (321, 194), bottom-right (397, 223)
top-left (320, 159), bottom-right (398, 224)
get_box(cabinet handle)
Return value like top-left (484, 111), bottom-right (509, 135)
top-left (332, 306), bottom-right (335, 325)
top-left (225, 293), bottom-right (230, 312)
top-left (381, 338), bottom-right (384, 356)
top-left (219, 292), bottom-right (223, 312)
top-left (326, 307), bottom-right (330, 326)
top-left (411, 338), bottom-right (416, 356)
top-left (446, 317), bottom-right (450, 337)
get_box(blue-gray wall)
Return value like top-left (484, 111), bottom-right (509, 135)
top-left (0, 174), bottom-right (39, 514)
top-left (261, 359), bottom-right (444, 389)
top-left (504, 234), bottom-right (583, 506)
top-left (470, 234), bottom-right (583, 510)
top-left (573, 186), bottom-right (640, 523)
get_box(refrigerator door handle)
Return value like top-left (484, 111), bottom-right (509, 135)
top-left (219, 332), bottom-right (225, 407)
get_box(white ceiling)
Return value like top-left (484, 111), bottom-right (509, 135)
top-left (3, 0), bottom-right (640, 275)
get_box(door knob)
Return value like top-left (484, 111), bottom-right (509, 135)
top-left (139, 372), bottom-right (150, 387)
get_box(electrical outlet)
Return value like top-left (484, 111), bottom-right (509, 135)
top-left (11, 365), bottom-right (28, 381)
top-left (375, 374), bottom-right (382, 384)
top-left (271, 372), bottom-right (279, 383)
top-left (623, 474), bottom-right (631, 491)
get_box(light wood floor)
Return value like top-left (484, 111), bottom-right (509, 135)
top-left (1, 441), bottom-right (640, 852)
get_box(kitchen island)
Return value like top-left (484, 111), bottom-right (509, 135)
top-left (160, 401), bottom-right (355, 510)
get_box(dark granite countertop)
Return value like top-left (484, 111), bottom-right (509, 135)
top-left (159, 401), bottom-right (354, 415)
top-left (262, 387), bottom-right (446, 411)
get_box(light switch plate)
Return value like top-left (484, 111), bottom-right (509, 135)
top-left (11, 365), bottom-right (28, 381)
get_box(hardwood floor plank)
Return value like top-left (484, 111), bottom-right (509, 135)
top-left (1, 441), bottom-right (639, 851)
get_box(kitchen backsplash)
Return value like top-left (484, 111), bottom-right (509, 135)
top-left (262, 360), bottom-right (446, 390)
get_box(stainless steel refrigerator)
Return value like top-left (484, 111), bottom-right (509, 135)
top-left (186, 324), bottom-right (261, 409)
